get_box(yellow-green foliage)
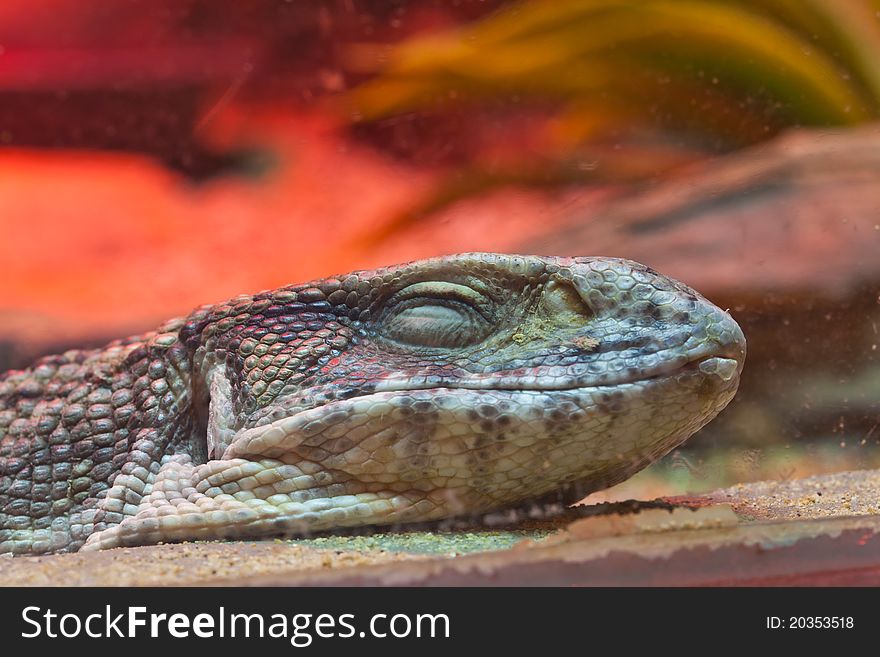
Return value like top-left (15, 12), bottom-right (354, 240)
top-left (349, 0), bottom-right (880, 147)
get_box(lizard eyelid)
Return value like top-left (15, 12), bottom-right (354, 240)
top-left (385, 281), bottom-right (494, 321)
top-left (378, 282), bottom-right (493, 348)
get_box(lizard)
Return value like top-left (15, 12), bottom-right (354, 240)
top-left (0, 253), bottom-right (745, 555)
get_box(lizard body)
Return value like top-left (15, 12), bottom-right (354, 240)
top-left (0, 253), bottom-right (745, 555)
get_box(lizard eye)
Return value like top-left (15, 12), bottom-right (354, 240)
top-left (379, 282), bottom-right (492, 348)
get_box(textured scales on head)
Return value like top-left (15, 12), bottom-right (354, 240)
top-left (0, 253), bottom-right (746, 555)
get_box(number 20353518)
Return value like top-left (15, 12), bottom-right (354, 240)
top-left (766, 617), bottom-right (854, 629)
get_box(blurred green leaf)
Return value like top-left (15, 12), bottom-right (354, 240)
top-left (344, 0), bottom-right (880, 231)
top-left (351, 0), bottom-right (878, 126)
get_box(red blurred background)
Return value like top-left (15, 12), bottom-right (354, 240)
top-left (2, 0), bottom-right (568, 360)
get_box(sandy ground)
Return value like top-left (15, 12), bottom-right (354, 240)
top-left (691, 469), bottom-right (880, 520)
top-left (0, 529), bottom-right (556, 586)
top-left (3, 469), bottom-right (880, 586)
top-left (0, 541), bottom-right (431, 587)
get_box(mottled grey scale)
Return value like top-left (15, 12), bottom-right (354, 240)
top-left (1, 253), bottom-right (744, 555)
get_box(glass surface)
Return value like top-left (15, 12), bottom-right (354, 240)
top-left (1, 0), bottom-right (879, 573)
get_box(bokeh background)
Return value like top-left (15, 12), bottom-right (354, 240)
top-left (2, 0), bottom-right (879, 500)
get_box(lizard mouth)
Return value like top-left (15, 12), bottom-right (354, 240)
top-left (362, 353), bottom-right (741, 394)
top-left (220, 353), bottom-right (741, 461)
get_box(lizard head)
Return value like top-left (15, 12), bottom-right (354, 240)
top-left (82, 253), bottom-right (744, 550)
top-left (188, 253), bottom-right (744, 522)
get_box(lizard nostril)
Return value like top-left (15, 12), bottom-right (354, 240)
top-left (540, 279), bottom-right (594, 326)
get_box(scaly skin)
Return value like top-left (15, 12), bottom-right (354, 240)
top-left (0, 253), bottom-right (745, 555)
